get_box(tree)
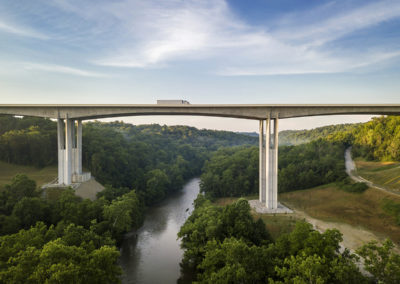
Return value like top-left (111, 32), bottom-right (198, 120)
top-left (0, 174), bottom-right (39, 216)
top-left (145, 169), bottom-right (170, 204)
top-left (357, 239), bottom-right (400, 284)
top-left (219, 198), bottom-right (270, 246)
top-left (12, 197), bottom-right (49, 229)
top-left (5, 174), bottom-right (38, 199)
top-left (272, 251), bottom-right (365, 284)
top-left (197, 238), bottom-right (274, 284)
top-left (178, 197), bottom-right (270, 276)
top-left (0, 222), bottom-right (121, 284)
top-left (53, 189), bottom-right (82, 225)
top-left (103, 190), bottom-right (142, 236)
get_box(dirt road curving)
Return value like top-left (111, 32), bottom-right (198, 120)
top-left (345, 147), bottom-right (399, 197)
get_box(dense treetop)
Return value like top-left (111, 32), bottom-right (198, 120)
top-left (178, 196), bottom-right (371, 283)
top-left (0, 175), bottom-right (135, 283)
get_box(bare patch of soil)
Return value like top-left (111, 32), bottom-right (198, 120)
top-left (75, 178), bottom-right (104, 200)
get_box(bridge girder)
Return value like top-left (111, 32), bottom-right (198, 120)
top-left (1, 104), bottom-right (400, 120)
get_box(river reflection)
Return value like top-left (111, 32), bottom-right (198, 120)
top-left (119, 178), bottom-right (200, 284)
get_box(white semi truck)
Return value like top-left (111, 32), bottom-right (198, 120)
top-left (157, 100), bottom-right (190, 105)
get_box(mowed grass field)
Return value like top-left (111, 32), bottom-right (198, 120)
top-left (355, 159), bottom-right (400, 193)
top-left (280, 184), bottom-right (400, 243)
top-left (0, 161), bottom-right (57, 189)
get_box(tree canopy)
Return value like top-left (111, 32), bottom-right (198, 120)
top-left (178, 196), bottom-right (367, 283)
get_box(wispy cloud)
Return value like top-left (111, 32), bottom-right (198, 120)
top-left (0, 20), bottom-right (49, 39)
top-left (219, 51), bottom-right (400, 76)
top-left (7, 0), bottom-right (400, 76)
top-left (85, 0), bottom-right (400, 75)
top-left (91, 0), bottom-right (235, 67)
top-left (24, 63), bottom-right (106, 77)
top-left (276, 0), bottom-right (400, 47)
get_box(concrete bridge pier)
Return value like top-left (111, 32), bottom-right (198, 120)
top-left (57, 118), bottom-right (90, 186)
top-left (259, 120), bottom-right (266, 203)
top-left (259, 117), bottom-right (279, 209)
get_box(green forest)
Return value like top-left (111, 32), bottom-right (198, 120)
top-left (200, 139), bottom-right (349, 198)
top-left (0, 115), bottom-right (257, 283)
top-left (0, 115), bottom-right (257, 205)
top-left (279, 123), bottom-right (359, 146)
top-left (278, 116), bottom-right (400, 162)
top-left (178, 196), bottom-right (400, 283)
top-left (193, 115), bottom-right (400, 283)
top-left (1, 115), bottom-right (400, 283)
top-left (200, 116), bottom-right (400, 199)
top-left (0, 174), bottom-right (139, 283)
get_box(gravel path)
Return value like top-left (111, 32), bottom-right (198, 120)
top-left (292, 208), bottom-right (384, 252)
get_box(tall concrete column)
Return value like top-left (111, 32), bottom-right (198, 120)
top-left (76, 120), bottom-right (82, 175)
top-left (264, 117), bottom-right (279, 209)
top-left (71, 119), bottom-right (76, 148)
top-left (272, 118), bottom-right (279, 209)
top-left (64, 118), bottom-right (73, 185)
top-left (259, 120), bottom-right (266, 203)
top-left (265, 117), bottom-right (272, 208)
top-left (71, 120), bottom-right (76, 175)
top-left (57, 119), bottom-right (65, 184)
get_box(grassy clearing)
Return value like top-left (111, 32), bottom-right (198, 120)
top-left (280, 184), bottom-right (400, 244)
top-left (0, 161), bottom-right (57, 189)
top-left (355, 159), bottom-right (400, 193)
top-left (214, 197), bottom-right (239, 206)
top-left (214, 195), bottom-right (258, 206)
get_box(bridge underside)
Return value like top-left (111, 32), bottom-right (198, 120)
top-left (2, 104), bottom-right (400, 209)
top-left (55, 116), bottom-right (281, 209)
top-left (1, 104), bottom-right (400, 120)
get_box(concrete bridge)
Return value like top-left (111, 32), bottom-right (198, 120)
top-left (1, 104), bottom-right (400, 210)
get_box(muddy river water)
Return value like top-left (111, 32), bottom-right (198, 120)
top-left (119, 178), bottom-right (200, 284)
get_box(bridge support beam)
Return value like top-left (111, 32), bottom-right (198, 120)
top-left (64, 118), bottom-right (73, 185)
top-left (259, 117), bottom-right (279, 209)
top-left (57, 118), bottom-right (90, 186)
top-left (76, 120), bottom-right (82, 175)
top-left (259, 120), bottom-right (266, 203)
top-left (57, 119), bottom-right (65, 184)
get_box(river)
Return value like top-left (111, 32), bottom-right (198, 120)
top-left (119, 178), bottom-right (200, 284)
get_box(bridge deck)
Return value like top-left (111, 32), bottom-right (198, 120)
top-left (1, 104), bottom-right (400, 120)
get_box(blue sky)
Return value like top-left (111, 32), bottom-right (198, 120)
top-left (1, 0), bottom-right (400, 131)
